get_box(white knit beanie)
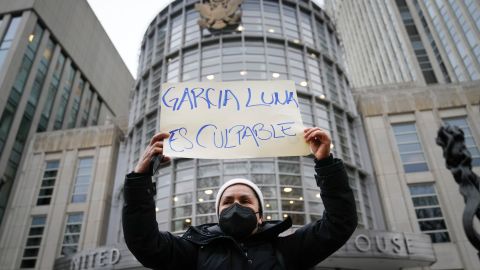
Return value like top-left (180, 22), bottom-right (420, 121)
top-left (215, 178), bottom-right (265, 217)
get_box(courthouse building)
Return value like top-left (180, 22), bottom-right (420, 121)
top-left (333, 0), bottom-right (480, 269)
top-left (0, 0), bottom-right (132, 269)
top-left (56, 0), bottom-right (436, 269)
top-left (4, 0), bottom-right (479, 269)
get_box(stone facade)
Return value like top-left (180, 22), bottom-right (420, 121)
top-left (355, 82), bottom-right (480, 270)
top-left (0, 124), bottom-right (123, 270)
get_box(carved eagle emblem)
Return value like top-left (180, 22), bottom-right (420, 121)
top-left (195, 0), bottom-right (243, 30)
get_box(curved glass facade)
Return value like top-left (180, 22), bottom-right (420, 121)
top-left (127, 0), bottom-right (374, 233)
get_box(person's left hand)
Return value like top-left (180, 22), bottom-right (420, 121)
top-left (304, 127), bottom-right (331, 160)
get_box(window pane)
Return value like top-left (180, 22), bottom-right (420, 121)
top-left (197, 202), bottom-right (215, 214)
top-left (429, 232), bottom-right (450, 243)
top-left (281, 200), bottom-right (305, 211)
top-left (415, 207), bottom-right (443, 219)
top-left (251, 174), bottom-right (275, 185)
top-left (61, 213), bottom-right (83, 255)
top-left (392, 122), bottom-right (428, 173)
top-left (279, 175), bottom-right (301, 186)
top-left (412, 195), bottom-right (439, 206)
top-left (197, 176), bottom-right (220, 188)
top-left (404, 163), bottom-right (429, 173)
top-left (71, 157), bottom-right (93, 203)
top-left (409, 184), bottom-right (435, 195)
top-left (419, 220), bottom-right (447, 231)
top-left (278, 163), bottom-right (300, 174)
top-left (408, 183), bottom-right (449, 243)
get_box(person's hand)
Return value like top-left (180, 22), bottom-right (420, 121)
top-left (134, 133), bottom-right (171, 173)
top-left (304, 127), bottom-right (331, 160)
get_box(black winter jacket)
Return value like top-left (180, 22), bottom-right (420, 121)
top-left (122, 157), bottom-right (357, 270)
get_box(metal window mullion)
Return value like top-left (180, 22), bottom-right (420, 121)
top-left (417, 217), bottom-right (446, 222)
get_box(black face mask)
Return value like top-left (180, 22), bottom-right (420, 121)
top-left (219, 203), bottom-right (259, 239)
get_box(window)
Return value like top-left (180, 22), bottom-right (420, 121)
top-left (283, 5), bottom-right (300, 41)
top-left (172, 160), bottom-right (194, 231)
top-left (67, 78), bottom-right (85, 128)
top-left (335, 109), bottom-right (351, 163)
top-left (0, 24), bottom-right (44, 154)
top-left (20, 216), bottom-right (46, 268)
top-left (325, 62), bottom-right (339, 104)
top-left (298, 97), bottom-right (313, 127)
top-left (4, 38), bottom-right (54, 183)
top-left (155, 23), bottom-right (167, 61)
top-left (288, 48), bottom-right (307, 92)
top-left (315, 103), bottom-right (330, 132)
top-left (221, 41), bottom-right (243, 81)
top-left (249, 158), bottom-right (277, 221)
top-left (263, 0), bottom-right (282, 37)
top-left (347, 168), bottom-right (364, 228)
top-left (242, 0), bottom-right (262, 35)
top-left (144, 114), bottom-right (156, 147)
top-left (139, 77), bottom-right (148, 116)
top-left (37, 53), bottom-right (66, 132)
top-left (149, 65), bottom-right (162, 110)
top-left (306, 53), bottom-right (324, 96)
top-left (144, 34), bottom-right (154, 68)
top-left (54, 65), bottom-right (75, 130)
top-left (302, 156), bottom-right (323, 222)
top-left (267, 42), bottom-right (287, 80)
top-left (316, 20), bottom-right (328, 53)
top-left (169, 14), bottom-right (183, 52)
top-left (195, 167), bottom-right (218, 217)
top-left (182, 48), bottom-right (199, 82)
top-left (278, 157), bottom-right (305, 225)
top-left (201, 44), bottom-right (221, 80)
top-left (166, 55), bottom-right (180, 83)
top-left (79, 87), bottom-right (93, 127)
top-left (244, 41), bottom-right (266, 80)
top-left (156, 168), bottom-right (172, 229)
top-left (360, 174), bottom-right (373, 228)
top-left (392, 122), bottom-right (429, 173)
top-left (184, 9), bottom-right (200, 45)
top-left (408, 183), bottom-right (450, 243)
top-left (71, 157), bottom-right (94, 203)
top-left (300, 11), bottom-right (314, 46)
top-left (61, 213), bottom-right (84, 256)
top-left (90, 98), bottom-right (101, 126)
top-left (37, 160), bottom-right (60, 205)
top-left (133, 126), bottom-right (143, 165)
top-left (0, 16), bottom-right (21, 71)
top-left (443, 116), bottom-right (480, 166)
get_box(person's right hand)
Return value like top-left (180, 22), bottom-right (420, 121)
top-left (134, 133), bottom-right (171, 173)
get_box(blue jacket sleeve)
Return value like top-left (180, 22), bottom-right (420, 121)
top-left (277, 157), bottom-right (358, 269)
top-left (122, 173), bottom-right (197, 270)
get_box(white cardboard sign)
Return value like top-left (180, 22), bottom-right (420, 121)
top-left (160, 80), bottom-right (310, 159)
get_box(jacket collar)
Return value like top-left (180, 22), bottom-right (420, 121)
top-left (182, 217), bottom-right (292, 245)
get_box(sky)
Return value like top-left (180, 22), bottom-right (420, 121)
top-left (87, 0), bottom-right (325, 79)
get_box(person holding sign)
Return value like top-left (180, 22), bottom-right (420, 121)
top-left (123, 127), bottom-right (357, 270)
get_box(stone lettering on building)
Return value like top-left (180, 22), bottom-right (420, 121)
top-left (353, 233), bottom-right (412, 255)
top-left (70, 248), bottom-right (120, 270)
